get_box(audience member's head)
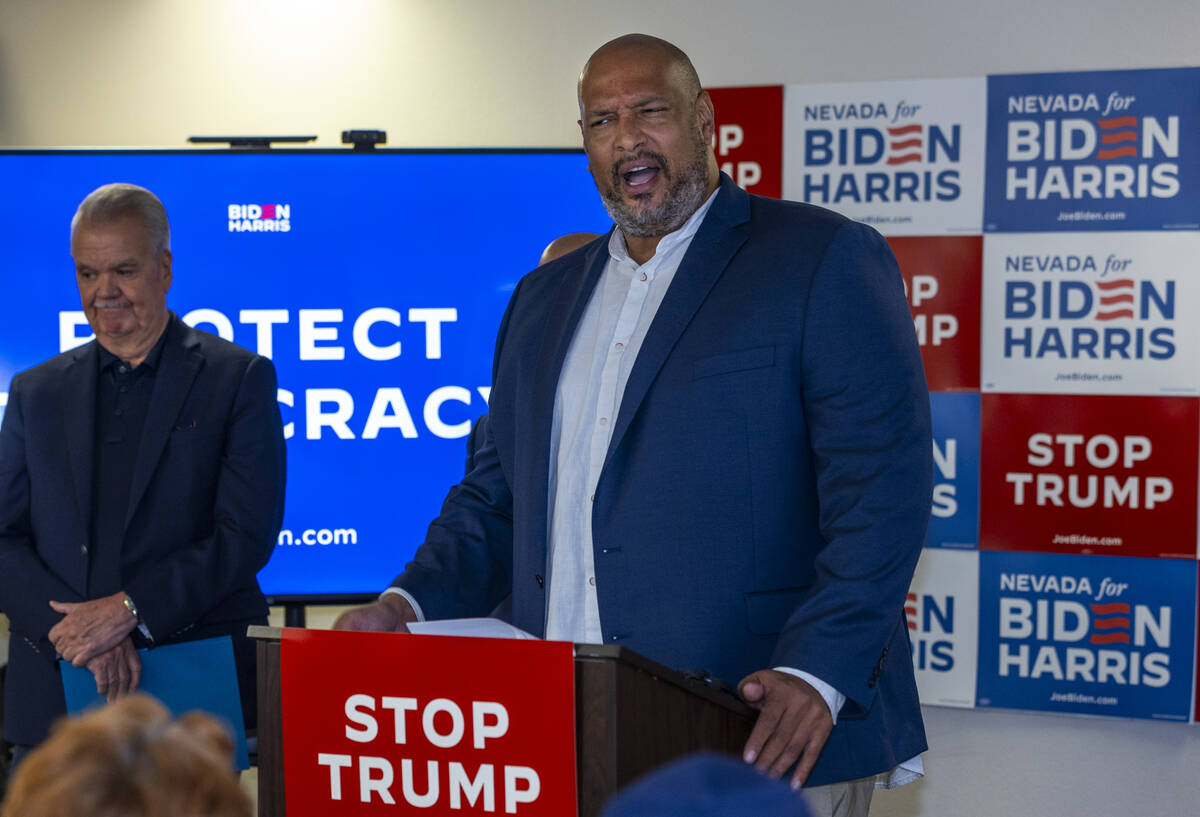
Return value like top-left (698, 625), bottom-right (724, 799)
top-left (1, 695), bottom-right (251, 817)
top-left (600, 752), bottom-right (812, 817)
top-left (539, 231), bottom-right (601, 265)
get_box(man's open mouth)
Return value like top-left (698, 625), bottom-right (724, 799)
top-left (622, 166), bottom-right (660, 187)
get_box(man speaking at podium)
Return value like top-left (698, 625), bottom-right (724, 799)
top-left (0, 183), bottom-right (286, 765)
top-left (336, 34), bottom-right (931, 815)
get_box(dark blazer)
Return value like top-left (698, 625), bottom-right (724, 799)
top-left (396, 175), bottom-right (932, 786)
top-left (0, 313), bottom-right (286, 745)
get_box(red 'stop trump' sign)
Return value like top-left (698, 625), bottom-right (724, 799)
top-left (706, 85), bottom-right (784, 198)
top-left (281, 629), bottom-right (577, 816)
top-left (979, 394), bottom-right (1199, 559)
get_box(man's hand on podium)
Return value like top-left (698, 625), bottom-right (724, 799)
top-left (737, 669), bottom-right (833, 791)
top-left (332, 592), bottom-right (418, 632)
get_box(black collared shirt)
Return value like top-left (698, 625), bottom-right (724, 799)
top-left (88, 324), bottom-right (171, 597)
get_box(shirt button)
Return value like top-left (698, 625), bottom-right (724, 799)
top-left (599, 417), bottom-right (608, 426)
top-left (80, 544), bottom-right (88, 555)
top-left (589, 494), bottom-right (595, 502)
top-left (640, 272), bottom-right (648, 282)
top-left (588, 576), bottom-right (596, 586)
top-left (118, 365), bottom-right (128, 373)
top-left (614, 342), bottom-right (624, 351)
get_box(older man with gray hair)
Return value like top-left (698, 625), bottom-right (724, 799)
top-left (0, 183), bottom-right (286, 766)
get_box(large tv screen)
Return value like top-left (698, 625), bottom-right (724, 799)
top-left (0, 149), bottom-right (611, 600)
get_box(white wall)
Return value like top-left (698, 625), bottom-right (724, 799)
top-left (1, 1), bottom-right (1196, 148)
top-left (4, 2), bottom-right (1200, 814)
top-left (875, 705), bottom-right (1200, 817)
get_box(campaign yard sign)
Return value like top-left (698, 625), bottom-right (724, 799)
top-left (927, 393), bottom-right (980, 549)
top-left (907, 549), bottom-right (979, 708)
top-left (979, 393), bottom-right (1198, 559)
top-left (891, 236), bottom-right (982, 391)
top-left (977, 551), bottom-right (1196, 720)
top-left (983, 67), bottom-right (1200, 233)
top-left (981, 231), bottom-right (1200, 396)
top-left (281, 629), bottom-right (577, 816)
top-left (783, 77), bottom-right (986, 235)
top-left (706, 85), bottom-right (784, 199)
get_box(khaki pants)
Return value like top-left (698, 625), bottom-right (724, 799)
top-left (803, 776), bottom-right (875, 817)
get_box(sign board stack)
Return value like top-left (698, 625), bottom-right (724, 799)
top-left (710, 66), bottom-right (1200, 722)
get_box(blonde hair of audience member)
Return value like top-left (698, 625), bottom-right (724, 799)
top-left (1, 695), bottom-right (251, 817)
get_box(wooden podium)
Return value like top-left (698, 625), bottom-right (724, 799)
top-left (250, 626), bottom-right (756, 817)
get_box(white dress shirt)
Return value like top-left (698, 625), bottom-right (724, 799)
top-left (543, 191), bottom-right (717, 645)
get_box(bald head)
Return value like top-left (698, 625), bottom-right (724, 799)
top-left (578, 34), bottom-right (703, 110)
top-left (574, 33), bottom-right (718, 260)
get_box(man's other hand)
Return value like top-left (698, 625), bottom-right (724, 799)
top-left (87, 637), bottom-right (142, 702)
top-left (738, 669), bottom-right (834, 790)
top-left (332, 593), bottom-right (417, 632)
top-left (48, 592), bottom-right (138, 666)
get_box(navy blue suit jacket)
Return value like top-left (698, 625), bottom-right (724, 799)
top-left (396, 176), bottom-right (931, 785)
top-left (0, 313), bottom-right (286, 745)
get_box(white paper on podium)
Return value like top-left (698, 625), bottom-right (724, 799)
top-left (406, 617), bottom-right (540, 640)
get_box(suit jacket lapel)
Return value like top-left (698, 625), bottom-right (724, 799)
top-left (64, 343), bottom-right (98, 527)
top-left (605, 177), bottom-right (751, 464)
top-left (125, 317), bottom-right (202, 529)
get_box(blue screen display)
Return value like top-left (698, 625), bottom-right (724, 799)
top-left (0, 150), bottom-right (611, 598)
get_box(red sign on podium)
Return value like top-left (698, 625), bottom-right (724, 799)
top-left (281, 629), bottom-right (577, 816)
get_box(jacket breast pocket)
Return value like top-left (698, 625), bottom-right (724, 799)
top-left (692, 345), bottom-right (775, 381)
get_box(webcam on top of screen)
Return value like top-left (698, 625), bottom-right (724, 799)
top-left (342, 130), bottom-right (388, 151)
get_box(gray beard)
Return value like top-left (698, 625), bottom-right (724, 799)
top-left (598, 141), bottom-right (711, 239)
